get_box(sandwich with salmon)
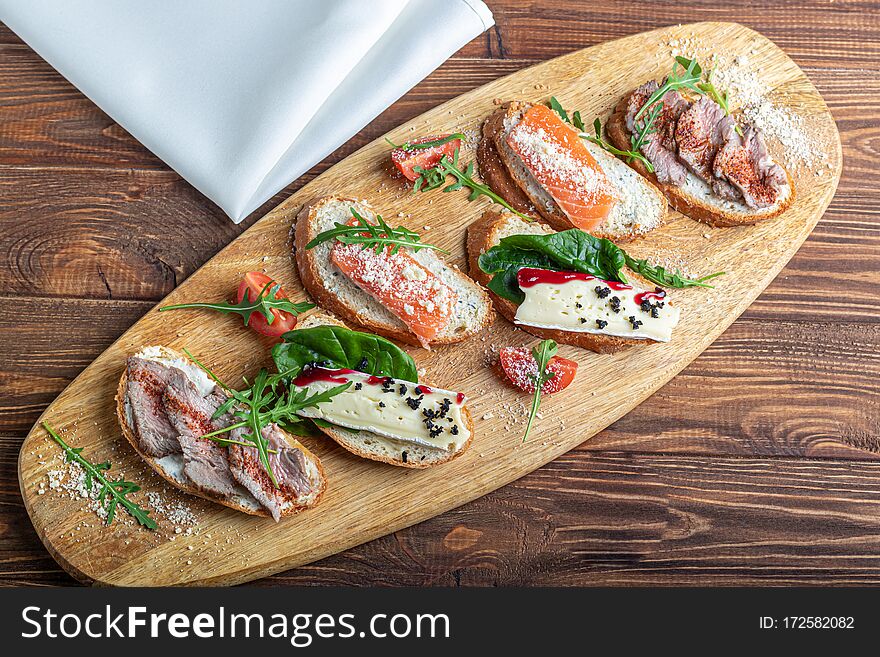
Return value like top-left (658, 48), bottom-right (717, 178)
top-left (478, 101), bottom-right (667, 241)
top-left (116, 346), bottom-right (326, 520)
top-left (294, 195), bottom-right (493, 349)
top-left (605, 57), bottom-right (795, 226)
top-left (467, 210), bottom-right (686, 353)
top-left (273, 313), bottom-right (474, 468)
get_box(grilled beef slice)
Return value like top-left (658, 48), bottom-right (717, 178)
top-left (228, 424), bottom-right (314, 522)
top-left (160, 368), bottom-right (242, 498)
top-left (626, 79), bottom-right (690, 185)
top-left (125, 357), bottom-right (185, 457)
top-left (713, 123), bottom-right (788, 208)
top-left (675, 97), bottom-right (730, 181)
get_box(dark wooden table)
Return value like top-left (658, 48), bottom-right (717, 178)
top-left (2, 1), bottom-right (879, 586)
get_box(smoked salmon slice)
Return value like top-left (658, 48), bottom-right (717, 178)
top-left (330, 219), bottom-right (455, 348)
top-left (506, 104), bottom-right (618, 232)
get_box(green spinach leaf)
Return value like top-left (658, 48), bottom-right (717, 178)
top-left (273, 325), bottom-right (418, 382)
top-left (498, 230), bottom-right (626, 278)
top-left (478, 229), bottom-right (627, 302)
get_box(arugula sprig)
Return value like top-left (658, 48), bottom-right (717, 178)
top-left (412, 148), bottom-right (533, 221)
top-left (386, 133), bottom-right (465, 151)
top-left (160, 282), bottom-right (314, 327)
top-left (548, 96), bottom-right (658, 173)
top-left (184, 350), bottom-right (349, 487)
top-left (305, 208), bottom-right (448, 255)
top-left (522, 340), bottom-right (557, 442)
top-left (623, 254), bottom-right (725, 289)
top-left (586, 115), bottom-right (657, 173)
top-left (42, 422), bottom-right (157, 529)
top-left (634, 56), bottom-right (704, 121)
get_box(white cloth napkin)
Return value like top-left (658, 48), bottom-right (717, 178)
top-left (0, 0), bottom-right (494, 222)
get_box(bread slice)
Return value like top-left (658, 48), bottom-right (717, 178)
top-left (466, 210), bottom-right (652, 354)
top-left (606, 92), bottom-right (796, 227)
top-left (116, 345), bottom-right (326, 518)
top-left (294, 195), bottom-right (494, 348)
top-left (292, 312), bottom-right (475, 468)
top-left (479, 101), bottom-right (667, 241)
top-left (476, 111), bottom-right (536, 216)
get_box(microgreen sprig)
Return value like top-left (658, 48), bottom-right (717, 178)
top-left (305, 208), bottom-right (448, 255)
top-left (160, 283), bottom-right (314, 327)
top-left (42, 422), bottom-right (157, 529)
top-left (522, 340), bottom-right (557, 443)
top-left (412, 148), bottom-right (533, 220)
top-left (184, 350), bottom-right (349, 488)
top-left (386, 133), bottom-right (466, 152)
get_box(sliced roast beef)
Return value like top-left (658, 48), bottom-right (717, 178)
top-left (125, 357), bottom-right (184, 457)
top-left (713, 123), bottom-right (788, 209)
top-left (161, 368), bottom-right (241, 498)
top-left (625, 80), bottom-right (690, 185)
top-left (711, 177), bottom-right (745, 202)
top-left (228, 425), bottom-right (314, 522)
top-left (675, 97), bottom-right (731, 181)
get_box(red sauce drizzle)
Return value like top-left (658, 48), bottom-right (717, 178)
top-left (292, 367), bottom-right (357, 386)
top-left (634, 289), bottom-right (666, 305)
top-left (516, 267), bottom-right (631, 291)
top-left (294, 367), bottom-right (465, 405)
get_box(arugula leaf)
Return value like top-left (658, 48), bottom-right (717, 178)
top-left (273, 325), bottom-right (418, 382)
top-left (623, 254), bottom-right (724, 289)
top-left (43, 422), bottom-right (157, 529)
top-left (634, 56), bottom-right (704, 121)
top-left (412, 148), bottom-right (533, 221)
top-left (305, 208), bottom-right (448, 255)
top-left (522, 340), bottom-right (557, 442)
top-left (160, 282), bottom-right (314, 327)
top-left (548, 96), bottom-right (569, 124)
top-left (184, 351), bottom-right (349, 486)
top-left (385, 133), bottom-right (465, 151)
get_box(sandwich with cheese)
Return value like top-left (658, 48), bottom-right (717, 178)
top-left (467, 210), bottom-right (682, 353)
top-left (273, 314), bottom-right (474, 468)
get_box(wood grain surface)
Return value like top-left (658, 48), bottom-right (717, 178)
top-left (1, 1), bottom-right (876, 586)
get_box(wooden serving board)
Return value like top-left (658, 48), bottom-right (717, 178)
top-left (18, 22), bottom-right (841, 586)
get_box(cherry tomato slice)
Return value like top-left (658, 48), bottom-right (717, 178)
top-left (498, 346), bottom-right (578, 394)
top-left (236, 271), bottom-right (298, 338)
top-left (391, 135), bottom-right (462, 182)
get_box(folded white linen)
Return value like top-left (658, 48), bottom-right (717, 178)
top-left (0, 0), bottom-right (494, 222)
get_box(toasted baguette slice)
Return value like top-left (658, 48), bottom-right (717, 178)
top-left (466, 210), bottom-right (653, 354)
top-left (479, 101), bottom-right (667, 241)
top-left (294, 195), bottom-right (494, 349)
top-left (293, 313), bottom-right (474, 468)
top-left (116, 346), bottom-right (326, 518)
top-left (606, 92), bottom-right (796, 227)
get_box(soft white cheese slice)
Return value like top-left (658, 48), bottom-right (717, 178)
top-left (514, 270), bottom-right (680, 342)
top-left (293, 369), bottom-right (469, 452)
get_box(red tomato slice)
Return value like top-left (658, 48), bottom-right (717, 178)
top-left (498, 346), bottom-right (578, 394)
top-left (236, 272), bottom-right (298, 338)
top-left (391, 134), bottom-right (462, 182)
